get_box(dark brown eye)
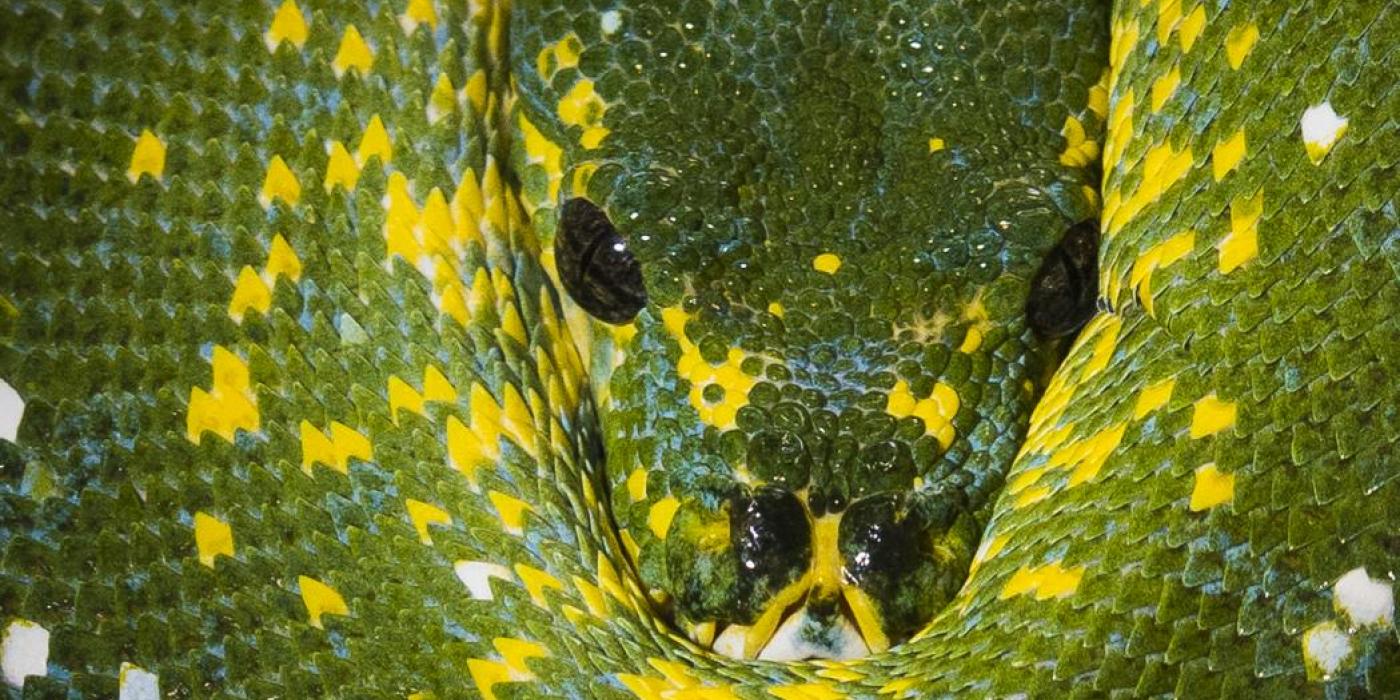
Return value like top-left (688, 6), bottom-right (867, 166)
top-left (555, 198), bottom-right (647, 324)
top-left (1026, 220), bottom-right (1100, 338)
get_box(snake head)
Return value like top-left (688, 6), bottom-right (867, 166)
top-left (517, 0), bottom-right (1106, 661)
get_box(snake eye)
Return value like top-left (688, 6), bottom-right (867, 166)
top-left (555, 198), bottom-right (647, 324)
top-left (1026, 220), bottom-right (1100, 338)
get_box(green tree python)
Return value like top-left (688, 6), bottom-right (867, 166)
top-left (0, 0), bottom-right (1396, 697)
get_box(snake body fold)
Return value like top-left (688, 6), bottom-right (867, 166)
top-left (1, 0), bottom-right (1397, 698)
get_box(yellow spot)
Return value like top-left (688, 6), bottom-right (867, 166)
top-left (999, 561), bottom-right (1085, 600)
top-left (265, 0), bottom-right (309, 51)
top-left (403, 0), bottom-right (437, 30)
top-left (814, 664), bottom-right (864, 683)
top-left (573, 576), bottom-right (609, 618)
top-left (406, 499), bottom-right (451, 545)
top-left (1156, 0), bottom-right (1182, 45)
top-left (647, 496), bottom-right (680, 539)
top-left (488, 490), bottom-right (533, 535)
top-left (333, 25), bottom-right (374, 78)
top-left (536, 34), bottom-right (582, 78)
top-left (1013, 484), bottom-right (1052, 508)
top-left (626, 468), bottom-right (648, 502)
top-left (1178, 5), bottom-right (1206, 52)
top-left (558, 79), bottom-right (608, 149)
top-left (1225, 23), bottom-right (1260, 70)
top-left (1129, 230), bottom-right (1194, 315)
top-left (1190, 463), bottom-right (1235, 511)
top-left (1103, 89), bottom-right (1135, 173)
top-left (446, 416), bottom-right (491, 488)
top-left (1190, 394), bottom-right (1236, 438)
top-left (127, 129), bottom-right (166, 183)
top-left (767, 302), bottom-right (785, 318)
top-left (228, 266), bottom-right (271, 322)
top-left (514, 563), bottom-right (565, 608)
top-left (427, 73), bottom-right (457, 124)
top-left (661, 306), bottom-right (758, 430)
top-left (812, 253), bottom-right (842, 274)
top-left (1087, 69), bottom-right (1110, 119)
top-left (185, 346), bottom-right (259, 444)
top-left (967, 532), bottom-right (1010, 579)
top-left (518, 114), bottom-right (564, 208)
top-left (1105, 141), bottom-right (1193, 235)
top-left (298, 575), bottom-right (349, 629)
top-left (1059, 115), bottom-right (1100, 168)
top-left (1134, 378), bottom-right (1176, 419)
top-left (770, 683), bottom-right (845, 700)
top-left (468, 638), bottom-right (549, 700)
top-left (387, 376), bottom-right (426, 423)
top-left (1109, 19), bottom-right (1139, 85)
top-left (885, 379), bottom-right (960, 449)
top-left (1150, 67), bottom-right (1180, 112)
top-left (1082, 315), bottom-right (1122, 380)
top-left (266, 234), bottom-right (302, 282)
top-left (299, 420), bottom-right (371, 475)
top-left (466, 70), bottom-right (488, 115)
top-left (356, 115), bottom-right (392, 166)
top-left (927, 137), bottom-right (945, 153)
top-left (193, 512), bottom-right (234, 568)
top-left (959, 325), bottom-right (982, 353)
top-left (323, 141), bottom-right (360, 193)
top-left (878, 678), bottom-right (920, 696)
top-left (259, 156), bottom-right (301, 209)
top-left (1212, 129), bottom-right (1246, 181)
top-left (1218, 192), bottom-right (1262, 273)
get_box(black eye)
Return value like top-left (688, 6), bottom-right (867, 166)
top-left (1026, 220), bottom-right (1099, 338)
top-left (555, 198), bottom-right (647, 324)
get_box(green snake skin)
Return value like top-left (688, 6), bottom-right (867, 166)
top-left (1, 0), bottom-right (1397, 697)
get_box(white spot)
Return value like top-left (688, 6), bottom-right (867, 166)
top-left (2, 620), bottom-right (49, 688)
top-left (1334, 567), bottom-right (1394, 628)
top-left (454, 561), bottom-right (513, 601)
top-left (757, 607), bottom-right (870, 662)
top-left (1300, 102), bottom-right (1348, 163)
top-left (1303, 621), bottom-right (1352, 677)
top-left (712, 624), bottom-right (748, 659)
top-left (0, 379), bottom-right (22, 443)
top-left (119, 663), bottom-right (160, 700)
top-left (599, 11), bottom-right (621, 35)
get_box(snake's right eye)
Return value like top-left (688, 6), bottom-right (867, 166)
top-left (1026, 220), bottom-right (1100, 338)
top-left (556, 198), bottom-right (647, 324)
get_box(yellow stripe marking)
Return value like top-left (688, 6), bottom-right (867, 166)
top-left (259, 155), bottom-right (301, 208)
top-left (127, 129), bottom-right (166, 183)
top-left (1190, 463), bottom-right (1235, 511)
top-left (1178, 5), bottom-right (1206, 52)
top-left (333, 25), bottom-right (374, 78)
top-left (1190, 394), bottom-right (1237, 438)
top-left (1225, 23), bottom-right (1260, 70)
top-left (1134, 378), bottom-right (1176, 418)
top-left (1219, 192), bottom-right (1262, 273)
top-left (406, 499), bottom-right (451, 544)
top-left (193, 512), bottom-right (234, 568)
top-left (298, 576), bottom-right (349, 629)
top-left (999, 561), bottom-right (1086, 600)
top-left (1212, 129), bottom-right (1246, 181)
top-left (265, 0), bottom-right (309, 51)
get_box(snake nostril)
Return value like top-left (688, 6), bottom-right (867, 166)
top-left (838, 491), bottom-right (974, 645)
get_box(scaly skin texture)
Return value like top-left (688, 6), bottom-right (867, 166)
top-left (0, 1), bottom-right (1396, 700)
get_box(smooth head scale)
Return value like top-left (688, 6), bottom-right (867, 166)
top-left (513, 0), bottom-right (1107, 660)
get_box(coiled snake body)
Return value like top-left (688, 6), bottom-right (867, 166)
top-left (0, 0), bottom-right (1396, 697)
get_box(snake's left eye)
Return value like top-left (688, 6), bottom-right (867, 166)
top-left (1026, 220), bottom-right (1100, 338)
top-left (556, 198), bottom-right (647, 324)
